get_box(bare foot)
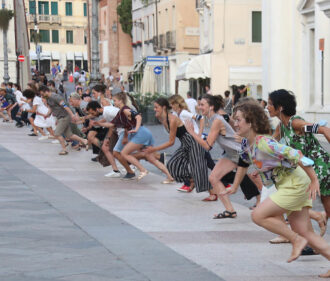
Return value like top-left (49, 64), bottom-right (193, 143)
top-left (317, 211), bottom-right (328, 237)
top-left (319, 269), bottom-right (330, 278)
top-left (287, 235), bottom-right (307, 263)
top-left (269, 236), bottom-right (290, 244)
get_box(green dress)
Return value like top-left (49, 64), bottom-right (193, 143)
top-left (280, 116), bottom-right (330, 196)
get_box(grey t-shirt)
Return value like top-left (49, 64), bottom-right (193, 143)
top-left (47, 93), bottom-right (68, 119)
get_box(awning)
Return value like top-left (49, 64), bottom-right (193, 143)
top-left (176, 54), bottom-right (211, 80)
top-left (29, 50), bottom-right (37, 60)
top-left (66, 52), bottom-right (74, 60)
top-left (40, 51), bottom-right (51, 60)
top-left (128, 61), bottom-right (143, 73)
top-left (74, 52), bottom-right (83, 60)
top-left (51, 51), bottom-right (60, 60)
top-left (229, 66), bottom-right (262, 85)
top-left (83, 51), bottom-right (88, 60)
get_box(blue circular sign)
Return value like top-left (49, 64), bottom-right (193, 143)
top-left (154, 66), bottom-right (162, 75)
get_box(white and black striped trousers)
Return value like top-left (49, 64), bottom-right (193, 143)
top-left (167, 132), bottom-right (212, 193)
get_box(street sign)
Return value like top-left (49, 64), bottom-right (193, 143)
top-left (146, 56), bottom-right (168, 66)
top-left (154, 66), bottom-right (162, 75)
top-left (18, 55), bottom-right (25, 62)
top-left (36, 45), bottom-right (42, 54)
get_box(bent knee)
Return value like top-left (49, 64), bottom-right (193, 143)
top-left (251, 209), bottom-right (263, 225)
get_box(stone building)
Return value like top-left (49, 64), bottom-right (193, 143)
top-left (262, 0), bottom-right (330, 123)
top-left (189, 0), bottom-right (262, 97)
top-left (25, 0), bottom-right (88, 74)
top-left (98, 0), bottom-right (133, 81)
top-left (132, 0), bottom-right (200, 95)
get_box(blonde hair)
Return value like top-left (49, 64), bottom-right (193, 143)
top-left (168, 95), bottom-right (189, 111)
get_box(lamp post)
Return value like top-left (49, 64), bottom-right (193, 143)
top-left (2, 0), bottom-right (10, 83)
top-left (89, 0), bottom-right (101, 86)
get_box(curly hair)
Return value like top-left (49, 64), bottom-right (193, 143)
top-left (168, 95), bottom-right (189, 111)
top-left (233, 100), bottom-right (271, 135)
top-left (268, 89), bottom-right (296, 116)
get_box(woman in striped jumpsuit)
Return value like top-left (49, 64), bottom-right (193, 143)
top-left (144, 98), bottom-right (211, 193)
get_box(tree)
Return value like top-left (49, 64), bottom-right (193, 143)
top-left (0, 8), bottom-right (14, 31)
top-left (117, 0), bottom-right (132, 37)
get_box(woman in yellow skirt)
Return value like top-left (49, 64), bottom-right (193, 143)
top-left (226, 101), bottom-right (329, 276)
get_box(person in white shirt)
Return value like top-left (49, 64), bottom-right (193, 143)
top-left (185, 91), bottom-right (197, 115)
top-left (22, 89), bottom-right (55, 140)
top-left (86, 101), bottom-right (122, 177)
top-left (13, 84), bottom-right (30, 126)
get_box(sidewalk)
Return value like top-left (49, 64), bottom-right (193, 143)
top-left (0, 122), bottom-right (329, 281)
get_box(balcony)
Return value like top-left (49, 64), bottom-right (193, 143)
top-left (159, 34), bottom-right (165, 49)
top-left (166, 31), bottom-right (176, 50)
top-left (28, 14), bottom-right (61, 24)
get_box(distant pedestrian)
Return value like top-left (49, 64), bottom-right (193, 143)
top-left (185, 91), bottom-right (197, 115)
top-left (223, 90), bottom-right (233, 115)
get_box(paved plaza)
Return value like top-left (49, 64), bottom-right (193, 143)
top-left (0, 122), bottom-right (329, 281)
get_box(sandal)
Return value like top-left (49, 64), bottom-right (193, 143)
top-left (213, 210), bottom-right (237, 219)
top-left (58, 150), bottom-right (68, 155)
top-left (137, 170), bottom-right (149, 180)
top-left (202, 194), bottom-right (218, 202)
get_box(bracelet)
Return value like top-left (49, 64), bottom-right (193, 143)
top-left (205, 140), bottom-right (213, 150)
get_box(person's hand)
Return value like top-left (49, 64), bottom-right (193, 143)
top-left (128, 128), bottom-right (138, 134)
top-left (122, 137), bottom-right (128, 145)
top-left (234, 134), bottom-right (243, 143)
top-left (221, 185), bottom-right (238, 196)
top-left (143, 146), bottom-right (154, 154)
top-left (89, 120), bottom-right (95, 127)
top-left (307, 179), bottom-right (320, 200)
top-left (184, 120), bottom-right (194, 133)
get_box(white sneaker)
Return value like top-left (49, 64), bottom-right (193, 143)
top-left (51, 139), bottom-right (60, 144)
top-left (104, 170), bottom-right (122, 178)
top-left (38, 135), bottom-right (49, 141)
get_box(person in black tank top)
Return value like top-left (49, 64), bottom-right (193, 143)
top-left (144, 98), bottom-right (212, 193)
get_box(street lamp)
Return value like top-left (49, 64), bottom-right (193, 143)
top-left (89, 0), bottom-right (101, 86)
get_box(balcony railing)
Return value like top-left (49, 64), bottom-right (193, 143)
top-left (28, 14), bottom-right (60, 24)
top-left (166, 30), bottom-right (176, 50)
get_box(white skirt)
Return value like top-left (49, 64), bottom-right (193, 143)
top-left (34, 114), bottom-right (55, 129)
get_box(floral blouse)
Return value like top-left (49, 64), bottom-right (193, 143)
top-left (240, 135), bottom-right (313, 187)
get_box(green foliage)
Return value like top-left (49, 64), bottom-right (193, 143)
top-left (31, 31), bottom-right (42, 44)
top-left (131, 92), bottom-right (166, 112)
top-left (0, 9), bottom-right (14, 31)
top-left (117, 0), bottom-right (132, 37)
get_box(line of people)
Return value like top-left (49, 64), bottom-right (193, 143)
top-left (1, 81), bottom-right (329, 278)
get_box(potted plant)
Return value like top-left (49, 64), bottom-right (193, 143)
top-left (136, 40), bottom-right (142, 46)
top-left (132, 42), bottom-right (137, 47)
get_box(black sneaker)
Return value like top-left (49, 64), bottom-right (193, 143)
top-left (122, 173), bottom-right (136, 180)
top-left (91, 157), bottom-right (98, 162)
top-left (301, 246), bottom-right (318, 256)
top-left (16, 123), bottom-right (24, 128)
top-left (159, 152), bottom-right (166, 166)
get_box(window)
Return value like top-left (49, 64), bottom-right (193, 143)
top-left (51, 2), bottom-right (58, 15)
top-left (38, 1), bottom-right (49, 15)
top-left (39, 30), bottom-right (50, 43)
top-left (29, 1), bottom-right (36, 14)
top-left (83, 3), bottom-right (87, 17)
top-left (52, 30), bottom-right (59, 43)
top-left (65, 2), bottom-right (73, 16)
top-left (252, 11), bottom-right (262, 43)
top-left (66, 30), bottom-right (73, 44)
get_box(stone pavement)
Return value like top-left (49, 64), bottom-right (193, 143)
top-left (0, 122), bottom-right (329, 281)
